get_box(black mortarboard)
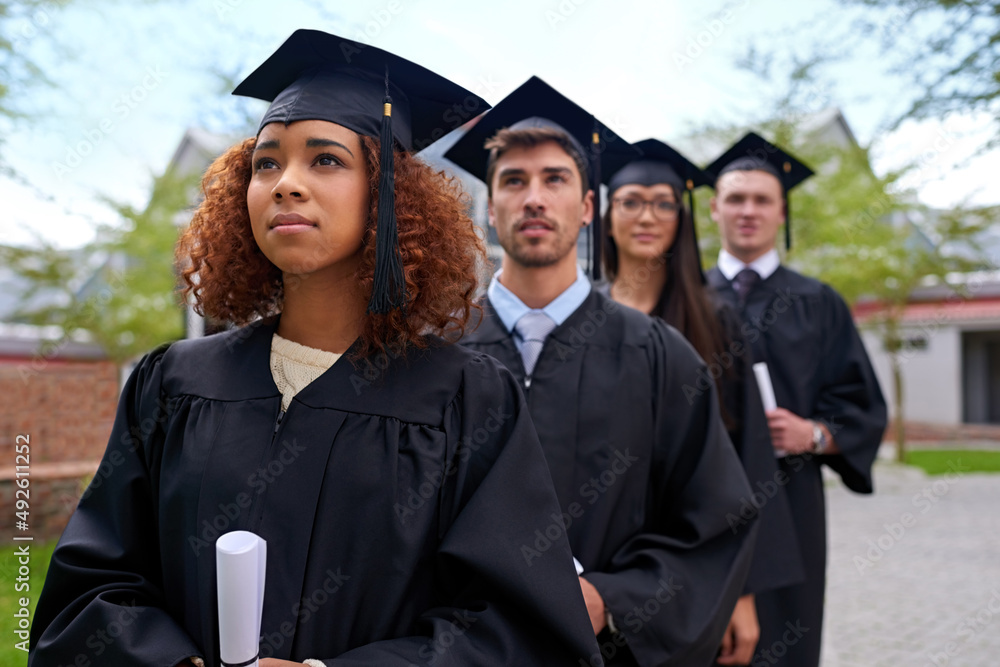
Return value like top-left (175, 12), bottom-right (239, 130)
top-left (443, 76), bottom-right (639, 280)
top-left (704, 132), bottom-right (814, 250)
top-left (607, 139), bottom-right (711, 194)
top-left (233, 29), bottom-right (490, 314)
top-left (605, 138), bottom-right (713, 281)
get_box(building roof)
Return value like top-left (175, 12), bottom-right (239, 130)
top-left (856, 298), bottom-right (1000, 326)
top-left (856, 274), bottom-right (1000, 325)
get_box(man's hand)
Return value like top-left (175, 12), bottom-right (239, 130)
top-left (579, 576), bottom-right (607, 635)
top-left (766, 408), bottom-right (815, 455)
top-left (716, 594), bottom-right (759, 665)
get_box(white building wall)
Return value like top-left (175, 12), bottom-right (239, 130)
top-left (860, 323), bottom-right (962, 424)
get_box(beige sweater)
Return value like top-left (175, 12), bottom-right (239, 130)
top-left (269, 333), bottom-right (342, 411)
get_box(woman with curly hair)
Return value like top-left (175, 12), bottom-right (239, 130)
top-left (29, 30), bottom-right (599, 667)
top-left (601, 140), bottom-right (805, 667)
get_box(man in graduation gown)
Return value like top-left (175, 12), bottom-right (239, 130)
top-left (445, 76), bottom-right (759, 667)
top-left (704, 133), bottom-right (888, 666)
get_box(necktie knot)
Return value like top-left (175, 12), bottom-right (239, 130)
top-left (514, 311), bottom-right (556, 377)
top-left (733, 268), bottom-right (761, 306)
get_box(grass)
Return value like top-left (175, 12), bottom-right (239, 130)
top-left (0, 541), bottom-right (55, 667)
top-left (904, 449), bottom-right (1000, 475)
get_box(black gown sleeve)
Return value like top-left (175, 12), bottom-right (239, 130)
top-left (584, 322), bottom-right (758, 667)
top-left (29, 345), bottom-right (205, 667)
top-left (813, 287), bottom-right (888, 493)
top-left (314, 353), bottom-right (599, 665)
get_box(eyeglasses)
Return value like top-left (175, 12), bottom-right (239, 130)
top-left (612, 196), bottom-right (680, 221)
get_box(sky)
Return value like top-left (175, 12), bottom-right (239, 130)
top-left (1, 0), bottom-right (996, 249)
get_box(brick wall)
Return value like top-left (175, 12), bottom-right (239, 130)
top-left (0, 359), bottom-right (118, 463)
top-left (1, 358), bottom-right (118, 542)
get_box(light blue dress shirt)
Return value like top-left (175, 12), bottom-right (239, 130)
top-left (486, 265), bottom-right (592, 352)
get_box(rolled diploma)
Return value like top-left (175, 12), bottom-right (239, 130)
top-left (217, 531), bottom-right (267, 667)
top-left (752, 362), bottom-right (778, 412)
top-left (752, 362), bottom-right (787, 457)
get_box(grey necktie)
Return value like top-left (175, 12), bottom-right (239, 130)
top-left (732, 268), bottom-right (761, 307)
top-left (514, 311), bottom-right (557, 376)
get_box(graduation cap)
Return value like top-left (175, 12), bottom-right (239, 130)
top-left (232, 29), bottom-right (490, 314)
top-left (704, 132), bottom-right (814, 250)
top-left (605, 138), bottom-right (712, 280)
top-left (443, 76), bottom-right (639, 280)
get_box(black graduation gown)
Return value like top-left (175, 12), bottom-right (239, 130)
top-left (594, 283), bottom-right (805, 603)
top-left (28, 319), bottom-right (602, 666)
top-left (707, 266), bottom-right (887, 667)
top-left (711, 302), bottom-right (806, 600)
top-left (460, 289), bottom-right (758, 667)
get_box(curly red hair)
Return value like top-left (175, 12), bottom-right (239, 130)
top-left (177, 135), bottom-right (486, 359)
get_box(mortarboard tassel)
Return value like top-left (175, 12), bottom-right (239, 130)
top-left (589, 125), bottom-right (602, 281)
top-left (368, 70), bottom-right (407, 315)
top-left (783, 161), bottom-right (792, 251)
top-left (785, 202), bottom-right (792, 251)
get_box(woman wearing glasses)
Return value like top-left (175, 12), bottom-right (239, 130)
top-left (602, 140), bottom-right (805, 667)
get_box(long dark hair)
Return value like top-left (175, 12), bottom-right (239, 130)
top-left (602, 184), bottom-right (734, 427)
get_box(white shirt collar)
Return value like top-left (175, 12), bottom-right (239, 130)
top-left (717, 248), bottom-right (780, 281)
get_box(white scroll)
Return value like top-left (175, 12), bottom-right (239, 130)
top-left (752, 362), bottom-right (787, 457)
top-left (752, 362), bottom-right (778, 412)
top-left (217, 531), bottom-right (267, 667)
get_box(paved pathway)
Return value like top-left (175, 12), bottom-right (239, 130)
top-left (820, 457), bottom-right (1000, 666)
